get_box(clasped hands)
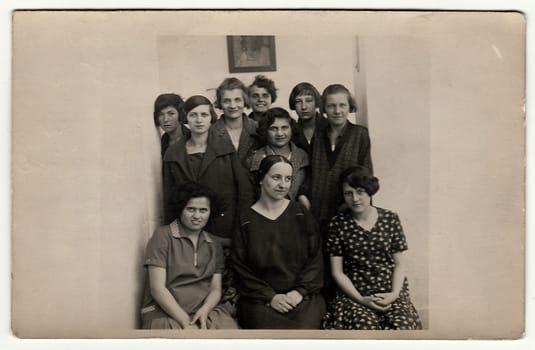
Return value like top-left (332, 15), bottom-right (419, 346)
top-left (270, 290), bottom-right (303, 313)
top-left (359, 292), bottom-right (398, 312)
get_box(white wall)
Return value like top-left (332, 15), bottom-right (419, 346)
top-left (11, 11), bottom-right (523, 338)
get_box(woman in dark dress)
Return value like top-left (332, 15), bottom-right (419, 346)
top-left (153, 93), bottom-right (189, 157)
top-left (288, 82), bottom-right (329, 157)
top-left (232, 155), bottom-right (325, 329)
top-left (323, 166), bottom-right (422, 330)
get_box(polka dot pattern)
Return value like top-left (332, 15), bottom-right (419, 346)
top-left (322, 207), bottom-right (422, 330)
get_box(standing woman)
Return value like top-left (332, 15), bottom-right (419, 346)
top-left (310, 84), bottom-right (373, 227)
top-left (140, 182), bottom-right (239, 329)
top-left (247, 74), bottom-right (277, 123)
top-left (153, 93), bottom-right (189, 158)
top-left (232, 155), bottom-right (325, 329)
top-left (163, 95), bottom-right (255, 314)
top-left (289, 82), bottom-right (329, 156)
top-left (246, 107), bottom-right (311, 208)
top-left (323, 166), bottom-right (422, 330)
top-left (162, 95), bottom-right (254, 232)
top-left (211, 77), bottom-right (260, 164)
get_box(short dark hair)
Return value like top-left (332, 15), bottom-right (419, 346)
top-left (288, 82), bottom-right (322, 112)
top-left (215, 77), bottom-right (250, 109)
top-left (153, 93), bottom-right (185, 126)
top-left (168, 182), bottom-right (224, 223)
top-left (183, 95), bottom-right (218, 124)
top-left (339, 166), bottom-right (379, 196)
top-left (321, 84), bottom-right (357, 114)
top-left (255, 155), bottom-right (293, 186)
top-left (257, 107), bottom-right (297, 145)
top-left (248, 75), bottom-right (277, 102)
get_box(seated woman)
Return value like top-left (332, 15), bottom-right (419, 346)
top-left (246, 107), bottom-right (310, 208)
top-left (323, 166), bottom-right (422, 330)
top-left (232, 155), bottom-right (325, 329)
top-left (153, 93), bottom-right (188, 158)
top-left (140, 182), bottom-right (239, 329)
top-left (247, 74), bottom-right (277, 123)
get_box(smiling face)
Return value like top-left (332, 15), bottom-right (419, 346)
top-left (266, 117), bottom-right (292, 149)
top-left (342, 182), bottom-right (371, 216)
top-left (179, 197), bottom-right (211, 234)
top-left (249, 85), bottom-right (272, 113)
top-left (325, 92), bottom-right (350, 128)
top-left (221, 89), bottom-right (246, 119)
top-left (186, 104), bottom-right (212, 135)
top-left (261, 162), bottom-right (293, 201)
top-left (158, 106), bottom-right (180, 133)
top-left (294, 93), bottom-right (317, 121)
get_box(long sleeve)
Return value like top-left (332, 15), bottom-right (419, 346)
top-left (231, 221), bottom-right (277, 303)
top-left (294, 207), bottom-right (324, 296)
top-left (162, 161), bottom-right (177, 224)
top-left (359, 127), bottom-right (373, 174)
top-left (231, 152), bottom-right (255, 212)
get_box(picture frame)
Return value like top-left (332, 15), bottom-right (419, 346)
top-left (227, 35), bottom-right (277, 73)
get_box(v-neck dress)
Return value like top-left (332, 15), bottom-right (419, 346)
top-left (323, 207), bottom-right (422, 330)
top-left (232, 201), bottom-right (326, 329)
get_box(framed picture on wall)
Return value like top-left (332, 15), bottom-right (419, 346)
top-left (227, 35), bottom-right (277, 73)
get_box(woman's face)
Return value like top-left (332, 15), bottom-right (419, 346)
top-left (294, 93), bottom-right (316, 121)
top-left (221, 89), bottom-right (245, 119)
top-left (325, 92), bottom-right (350, 128)
top-left (267, 117), bottom-right (292, 149)
top-left (261, 162), bottom-right (293, 201)
top-left (186, 104), bottom-right (212, 135)
top-left (180, 197), bottom-right (211, 233)
top-left (342, 182), bottom-right (371, 216)
top-left (249, 85), bottom-right (272, 113)
top-left (158, 106), bottom-right (180, 134)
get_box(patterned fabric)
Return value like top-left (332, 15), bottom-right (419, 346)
top-left (309, 122), bottom-right (373, 226)
top-left (322, 207), bottom-right (422, 330)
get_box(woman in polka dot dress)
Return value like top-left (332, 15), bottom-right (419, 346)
top-left (323, 166), bottom-right (422, 330)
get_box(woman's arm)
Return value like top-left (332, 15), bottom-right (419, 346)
top-left (373, 251), bottom-right (408, 306)
top-left (190, 273), bottom-right (222, 329)
top-left (148, 266), bottom-right (191, 327)
top-left (330, 256), bottom-right (390, 312)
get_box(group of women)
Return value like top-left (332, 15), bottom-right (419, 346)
top-left (140, 74), bottom-right (422, 330)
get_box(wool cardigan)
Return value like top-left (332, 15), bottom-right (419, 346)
top-left (310, 122), bottom-right (373, 226)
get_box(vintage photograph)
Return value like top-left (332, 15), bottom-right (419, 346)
top-left (10, 10), bottom-right (524, 340)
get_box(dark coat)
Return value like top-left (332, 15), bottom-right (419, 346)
top-left (210, 114), bottom-right (260, 166)
top-left (162, 133), bottom-right (255, 238)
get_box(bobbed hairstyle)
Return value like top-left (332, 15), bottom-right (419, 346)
top-left (257, 107), bottom-right (297, 145)
top-left (182, 95), bottom-right (218, 124)
top-left (321, 84), bottom-right (358, 114)
top-left (168, 181), bottom-right (225, 223)
top-left (214, 77), bottom-right (250, 109)
top-left (288, 82), bottom-right (322, 112)
top-left (339, 166), bottom-right (379, 196)
top-left (248, 74), bottom-right (278, 103)
top-left (153, 93), bottom-right (185, 126)
top-left (254, 155), bottom-right (293, 186)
